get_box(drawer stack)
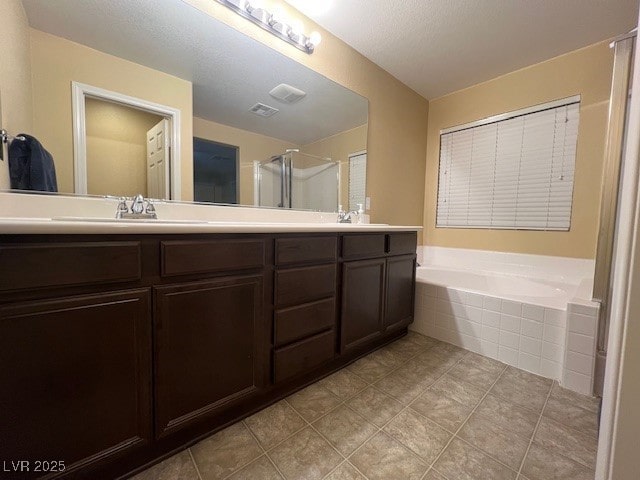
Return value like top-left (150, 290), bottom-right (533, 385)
top-left (273, 236), bottom-right (338, 383)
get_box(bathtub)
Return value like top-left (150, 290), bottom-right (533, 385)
top-left (411, 247), bottom-right (600, 395)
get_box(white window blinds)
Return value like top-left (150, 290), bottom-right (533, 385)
top-left (348, 152), bottom-right (367, 211)
top-left (436, 97), bottom-right (580, 230)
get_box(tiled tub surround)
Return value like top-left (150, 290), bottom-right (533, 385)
top-left (411, 247), bottom-right (599, 395)
top-left (130, 332), bottom-right (599, 480)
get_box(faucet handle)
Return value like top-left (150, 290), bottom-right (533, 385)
top-left (116, 197), bottom-right (129, 218)
top-left (145, 199), bottom-right (157, 217)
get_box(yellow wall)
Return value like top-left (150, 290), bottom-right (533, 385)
top-left (183, 0), bottom-right (429, 228)
top-left (29, 29), bottom-right (194, 200)
top-left (193, 117), bottom-right (297, 205)
top-left (0, 0), bottom-right (33, 189)
top-left (302, 124), bottom-right (368, 209)
top-left (424, 41), bottom-right (614, 258)
top-left (85, 98), bottom-right (162, 197)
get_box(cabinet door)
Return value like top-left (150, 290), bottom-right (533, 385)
top-left (0, 289), bottom-right (151, 479)
top-left (340, 258), bottom-right (385, 352)
top-left (154, 275), bottom-right (264, 438)
top-left (384, 255), bottom-right (416, 332)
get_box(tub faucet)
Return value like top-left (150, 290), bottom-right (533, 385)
top-left (116, 194), bottom-right (158, 219)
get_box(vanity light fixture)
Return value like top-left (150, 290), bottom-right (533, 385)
top-left (218, 0), bottom-right (322, 53)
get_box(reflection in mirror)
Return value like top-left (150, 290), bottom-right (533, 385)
top-left (7, 0), bottom-right (369, 212)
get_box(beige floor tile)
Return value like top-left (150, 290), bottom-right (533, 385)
top-left (430, 375), bottom-right (487, 407)
top-left (458, 413), bottom-right (530, 470)
top-left (460, 352), bottom-right (506, 375)
top-left (244, 400), bottom-right (306, 450)
top-left (533, 416), bottom-right (598, 469)
top-left (286, 383), bottom-right (342, 422)
top-left (347, 355), bottom-right (394, 383)
top-left (190, 422), bottom-right (263, 480)
top-left (423, 468), bottom-right (447, 480)
top-left (405, 331), bottom-right (439, 348)
top-left (374, 368), bottom-right (437, 405)
top-left (543, 390), bottom-right (599, 438)
top-left (383, 409), bottom-right (452, 464)
top-left (434, 437), bottom-right (517, 480)
top-left (382, 335), bottom-right (428, 359)
top-left (490, 367), bottom-right (552, 413)
top-left (129, 450), bottom-right (199, 480)
top-left (521, 443), bottom-right (594, 480)
top-left (226, 455), bottom-right (283, 480)
top-left (366, 347), bottom-right (406, 370)
top-left (318, 369), bottom-right (368, 400)
top-left (410, 388), bottom-right (473, 431)
top-left (549, 382), bottom-right (599, 413)
top-left (268, 427), bottom-right (342, 480)
top-left (324, 461), bottom-right (366, 480)
top-left (312, 405), bottom-right (378, 455)
top-left (474, 393), bottom-right (539, 439)
top-left (429, 342), bottom-right (468, 362)
top-left (448, 361), bottom-right (503, 389)
top-left (347, 386), bottom-right (404, 427)
top-left (349, 431), bottom-right (428, 480)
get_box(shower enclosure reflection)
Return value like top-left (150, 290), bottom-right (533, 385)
top-left (257, 150), bottom-right (339, 211)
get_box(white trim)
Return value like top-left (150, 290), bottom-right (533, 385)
top-left (596, 25), bottom-right (640, 480)
top-left (440, 94), bottom-right (581, 135)
top-left (348, 149), bottom-right (367, 158)
top-left (71, 81), bottom-right (182, 199)
top-left (253, 161), bottom-right (260, 206)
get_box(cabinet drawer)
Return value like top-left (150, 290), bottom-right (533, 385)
top-left (161, 239), bottom-right (264, 277)
top-left (342, 234), bottom-right (386, 259)
top-left (275, 297), bottom-right (336, 347)
top-left (388, 233), bottom-right (417, 256)
top-left (274, 330), bottom-right (335, 383)
top-left (275, 236), bottom-right (337, 266)
top-left (275, 264), bottom-right (336, 307)
top-left (0, 242), bottom-right (141, 291)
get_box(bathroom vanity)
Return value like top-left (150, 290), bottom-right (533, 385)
top-left (0, 227), bottom-right (417, 479)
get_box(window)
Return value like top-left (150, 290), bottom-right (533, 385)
top-left (348, 151), bottom-right (367, 211)
top-left (436, 96), bottom-right (580, 230)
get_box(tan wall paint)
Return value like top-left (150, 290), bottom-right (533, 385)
top-left (183, 0), bottom-right (429, 229)
top-left (0, 0), bottom-right (33, 189)
top-left (29, 29), bottom-right (194, 200)
top-left (424, 41), bottom-right (614, 258)
top-left (85, 98), bottom-right (162, 197)
top-left (302, 124), bottom-right (368, 209)
top-left (193, 117), bottom-right (297, 205)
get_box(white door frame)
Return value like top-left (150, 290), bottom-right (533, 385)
top-left (71, 81), bottom-right (182, 199)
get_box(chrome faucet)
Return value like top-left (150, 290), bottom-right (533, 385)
top-left (337, 206), bottom-right (358, 223)
top-left (116, 194), bottom-right (158, 219)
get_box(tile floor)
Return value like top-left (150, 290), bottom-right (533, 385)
top-left (130, 332), bottom-right (599, 480)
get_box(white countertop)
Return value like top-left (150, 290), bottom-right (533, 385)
top-left (0, 217), bottom-right (422, 234)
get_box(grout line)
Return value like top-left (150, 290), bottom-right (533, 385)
top-left (240, 419), bottom-right (288, 480)
top-left (187, 448), bottom-right (204, 480)
top-left (425, 363), bottom-right (510, 473)
top-left (516, 381), bottom-right (554, 476)
top-left (343, 346), bottom-right (473, 473)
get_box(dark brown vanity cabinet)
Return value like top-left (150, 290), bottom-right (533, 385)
top-left (0, 230), bottom-right (415, 479)
top-left (154, 275), bottom-right (264, 439)
top-left (340, 232), bottom-right (417, 353)
top-left (272, 236), bottom-right (338, 383)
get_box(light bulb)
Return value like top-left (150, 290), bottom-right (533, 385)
top-left (269, 6), bottom-right (287, 25)
top-left (308, 31), bottom-right (322, 47)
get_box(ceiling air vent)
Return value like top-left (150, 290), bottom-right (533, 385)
top-left (269, 83), bottom-right (307, 104)
top-left (249, 103), bottom-right (279, 118)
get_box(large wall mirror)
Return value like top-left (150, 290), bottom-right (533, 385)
top-left (7, 0), bottom-right (369, 212)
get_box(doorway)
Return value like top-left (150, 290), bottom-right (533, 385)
top-left (72, 81), bottom-right (182, 199)
top-left (193, 138), bottom-right (239, 204)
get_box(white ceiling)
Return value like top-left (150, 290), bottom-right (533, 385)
top-left (286, 0), bottom-right (639, 99)
top-left (21, 0), bottom-right (368, 145)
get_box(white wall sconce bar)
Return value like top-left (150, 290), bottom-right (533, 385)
top-left (218, 0), bottom-right (322, 53)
